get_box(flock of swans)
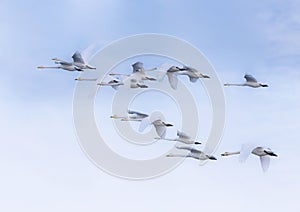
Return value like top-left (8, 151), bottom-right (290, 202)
top-left (38, 51), bottom-right (277, 172)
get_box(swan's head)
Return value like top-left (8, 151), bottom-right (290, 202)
top-left (221, 152), bottom-right (230, 156)
top-left (110, 114), bottom-right (118, 119)
top-left (121, 118), bottom-right (130, 121)
top-left (260, 83), bottom-right (269, 87)
top-left (194, 141), bottom-right (202, 145)
top-left (208, 155), bottom-right (217, 160)
top-left (37, 65), bottom-right (45, 69)
top-left (52, 57), bottom-right (60, 61)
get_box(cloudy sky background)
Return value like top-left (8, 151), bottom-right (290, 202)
top-left (1, 0), bottom-right (300, 211)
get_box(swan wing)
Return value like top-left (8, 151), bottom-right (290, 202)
top-left (260, 156), bottom-right (270, 172)
top-left (167, 72), bottom-right (178, 89)
top-left (244, 74), bottom-right (257, 83)
top-left (72, 51), bottom-right (85, 64)
top-left (177, 130), bottom-right (191, 139)
top-left (239, 143), bottom-right (256, 163)
top-left (189, 76), bottom-right (198, 82)
top-left (154, 124), bottom-right (167, 138)
top-left (138, 117), bottom-right (151, 132)
top-left (128, 110), bottom-right (149, 118)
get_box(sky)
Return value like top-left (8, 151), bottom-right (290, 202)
top-left (1, 0), bottom-right (300, 211)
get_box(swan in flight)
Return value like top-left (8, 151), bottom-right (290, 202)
top-left (221, 145), bottom-right (277, 172)
top-left (139, 118), bottom-right (173, 138)
top-left (158, 130), bottom-right (202, 145)
top-left (38, 51), bottom-right (96, 72)
top-left (167, 146), bottom-right (217, 161)
top-left (37, 61), bottom-right (84, 72)
top-left (110, 61), bottom-right (157, 82)
top-left (98, 77), bottom-right (124, 90)
top-left (224, 74), bottom-right (268, 88)
top-left (178, 66), bottom-right (210, 81)
top-left (166, 66), bottom-right (210, 89)
top-left (110, 110), bottom-right (149, 121)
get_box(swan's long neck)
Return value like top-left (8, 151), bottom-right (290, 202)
top-left (224, 83), bottom-right (245, 86)
top-left (166, 153), bottom-right (186, 158)
top-left (162, 138), bottom-right (176, 141)
top-left (222, 151), bottom-right (240, 156)
top-left (37, 66), bottom-right (60, 69)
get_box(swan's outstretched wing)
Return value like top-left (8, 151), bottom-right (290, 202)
top-left (177, 130), bottom-right (191, 139)
top-left (239, 143), bottom-right (256, 163)
top-left (72, 51), bottom-right (85, 64)
top-left (138, 117), bottom-right (151, 132)
top-left (189, 76), bottom-right (198, 82)
top-left (260, 156), bottom-right (270, 172)
top-left (128, 110), bottom-right (149, 118)
top-left (167, 72), bottom-right (178, 89)
top-left (154, 124), bottom-right (167, 138)
top-left (244, 74), bottom-right (257, 83)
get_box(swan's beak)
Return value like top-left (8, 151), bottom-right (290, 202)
top-left (221, 153), bottom-right (227, 156)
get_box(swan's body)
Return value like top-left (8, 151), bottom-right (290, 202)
top-left (167, 146), bottom-right (217, 161)
top-left (221, 146), bottom-right (277, 172)
top-left (224, 74), bottom-right (268, 88)
top-left (159, 130), bottom-right (201, 145)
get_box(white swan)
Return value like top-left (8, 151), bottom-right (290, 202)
top-left (139, 118), bottom-right (173, 138)
top-left (110, 61), bottom-right (157, 83)
top-left (166, 66), bottom-right (209, 89)
top-left (98, 78), bottom-right (124, 90)
top-left (158, 130), bottom-right (201, 145)
top-left (178, 66), bottom-right (210, 82)
top-left (224, 74), bottom-right (268, 88)
top-left (110, 110), bottom-right (149, 121)
top-left (167, 146), bottom-right (217, 161)
top-left (221, 145), bottom-right (277, 172)
top-left (37, 62), bottom-right (83, 72)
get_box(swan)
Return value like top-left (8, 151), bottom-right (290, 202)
top-left (224, 74), bottom-right (268, 88)
top-left (166, 66), bottom-right (209, 89)
top-left (37, 62), bottom-right (84, 72)
top-left (221, 145), bottom-right (277, 172)
top-left (177, 66), bottom-right (210, 82)
top-left (110, 110), bottom-right (149, 121)
top-left (167, 146), bottom-right (217, 161)
top-left (157, 130), bottom-right (202, 145)
top-left (98, 78), bottom-right (124, 90)
top-left (110, 61), bottom-right (157, 83)
top-left (139, 117), bottom-right (173, 138)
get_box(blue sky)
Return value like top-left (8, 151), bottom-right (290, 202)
top-left (1, 0), bottom-right (300, 211)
